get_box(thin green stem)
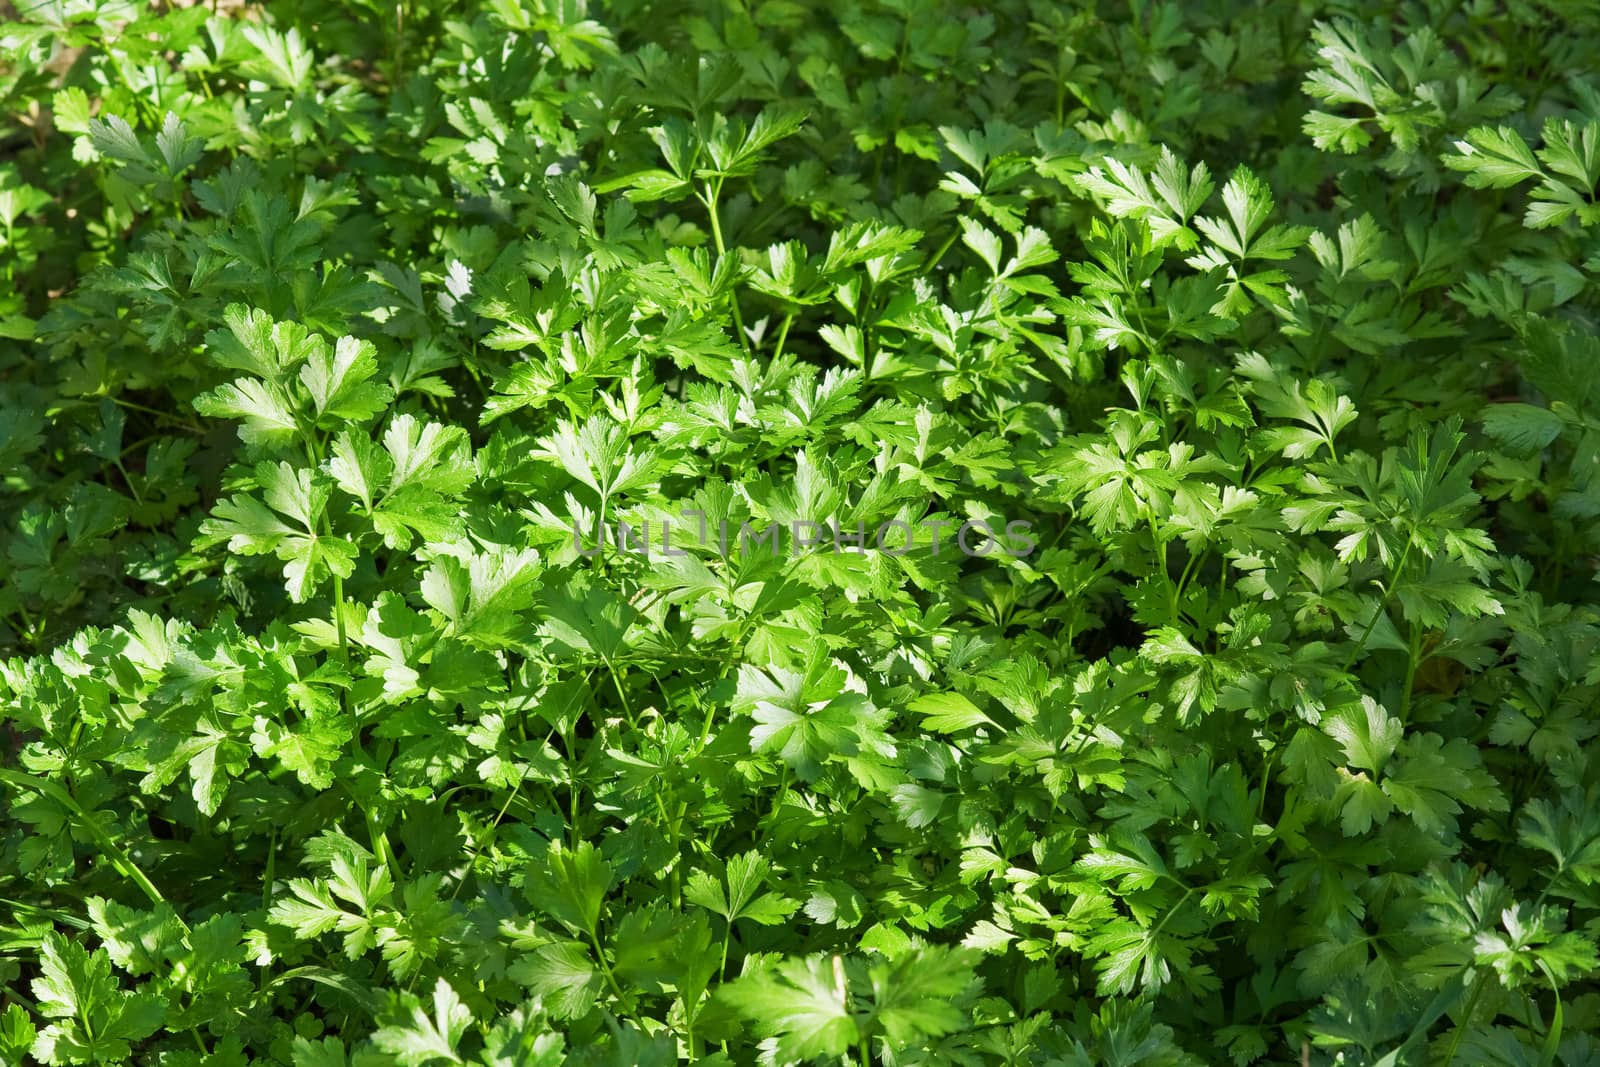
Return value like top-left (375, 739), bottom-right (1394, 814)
top-left (700, 614), bottom-right (755, 751)
top-left (772, 310), bottom-right (795, 360)
top-left (1149, 886), bottom-right (1195, 941)
top-left (564, 720), bottom-right (582, 845)
top-left (0, 898), bottom-right (89, 928)
top-left (657, 795), bottom-right (684, 910)
top-left (1343, 529), bottom-right (1417, 674)
top-left (112, 458), bottom-right (144, 506)
top-left (605, 656), bottom-right (636, 729)
top-left (1146, 509), bottom-right (1176, 615)
top-left (1399, 623), bottom-right (1422, 720)
top-left (449, 775), bottom-right (526, 901)
top-left (391, 0), bottom-right (407, 87)
top-left (1441, 972), bottom-right (1488, 1067)
top-left (0, 770), bottom-right (186, 927)
top-left (260, 825), bottom-right (278, 994)
top-left (1172, 545), bottom-right (1205, 616)
top-left (11, 598), bottom-right (39, 648)
top-left (923, 227), bottom-right (961, 274)
top-left (587, 927), bottom-right (633, 1016)
top-left (332, 571), bottom-right (348, 660)
top-left (263, 826), bottom-right (277, 912)
top-left (109, 396), bottom-right (204, 432)
top-left (1256, 752), bottom-right (1278, 820)
top-left (367, 810), bottom-right (402, 880)
top-left (0, 984), bottom-right (37, 1012)
top-left (704, 180), bottom-right (748, 352)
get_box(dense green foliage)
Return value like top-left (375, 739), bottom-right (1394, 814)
top-left (3, 0), bottom-right (1600, 1062)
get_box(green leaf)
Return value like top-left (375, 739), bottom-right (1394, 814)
top-left (1324, 697), bottom-right (1402, 775)
top-left (30, 933), bottom-right (165, 1065)
top-left (908, 691), bottom-right (995, 733)
top-left (204, 304), bottom-right (321, 379)
top-left (371, 978), bottom-right (472, 1066)
top-left (686, 851), bottom-right (798, 926)
top-left (1482, 403), bottom-right (1565, 453)
top-left (193, 378), bottom-right (300, 447)
top-left (721, 955), bottom-right (857, 1060)
top-left (507, 941), bottom-right (601, 1019)
top-left (299, 335), bottom-right (394, 425)
top-left (1446, 126), bottom-right (1543, 188)
top-left (864, 945), bottom-right (979, 1048)
top-left (524, 840), bottom-right (611, 937)
top-left (1072, 147), bottom-right (1213, 249)
top-left (292, 1036), bottom-right (351, 1067)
